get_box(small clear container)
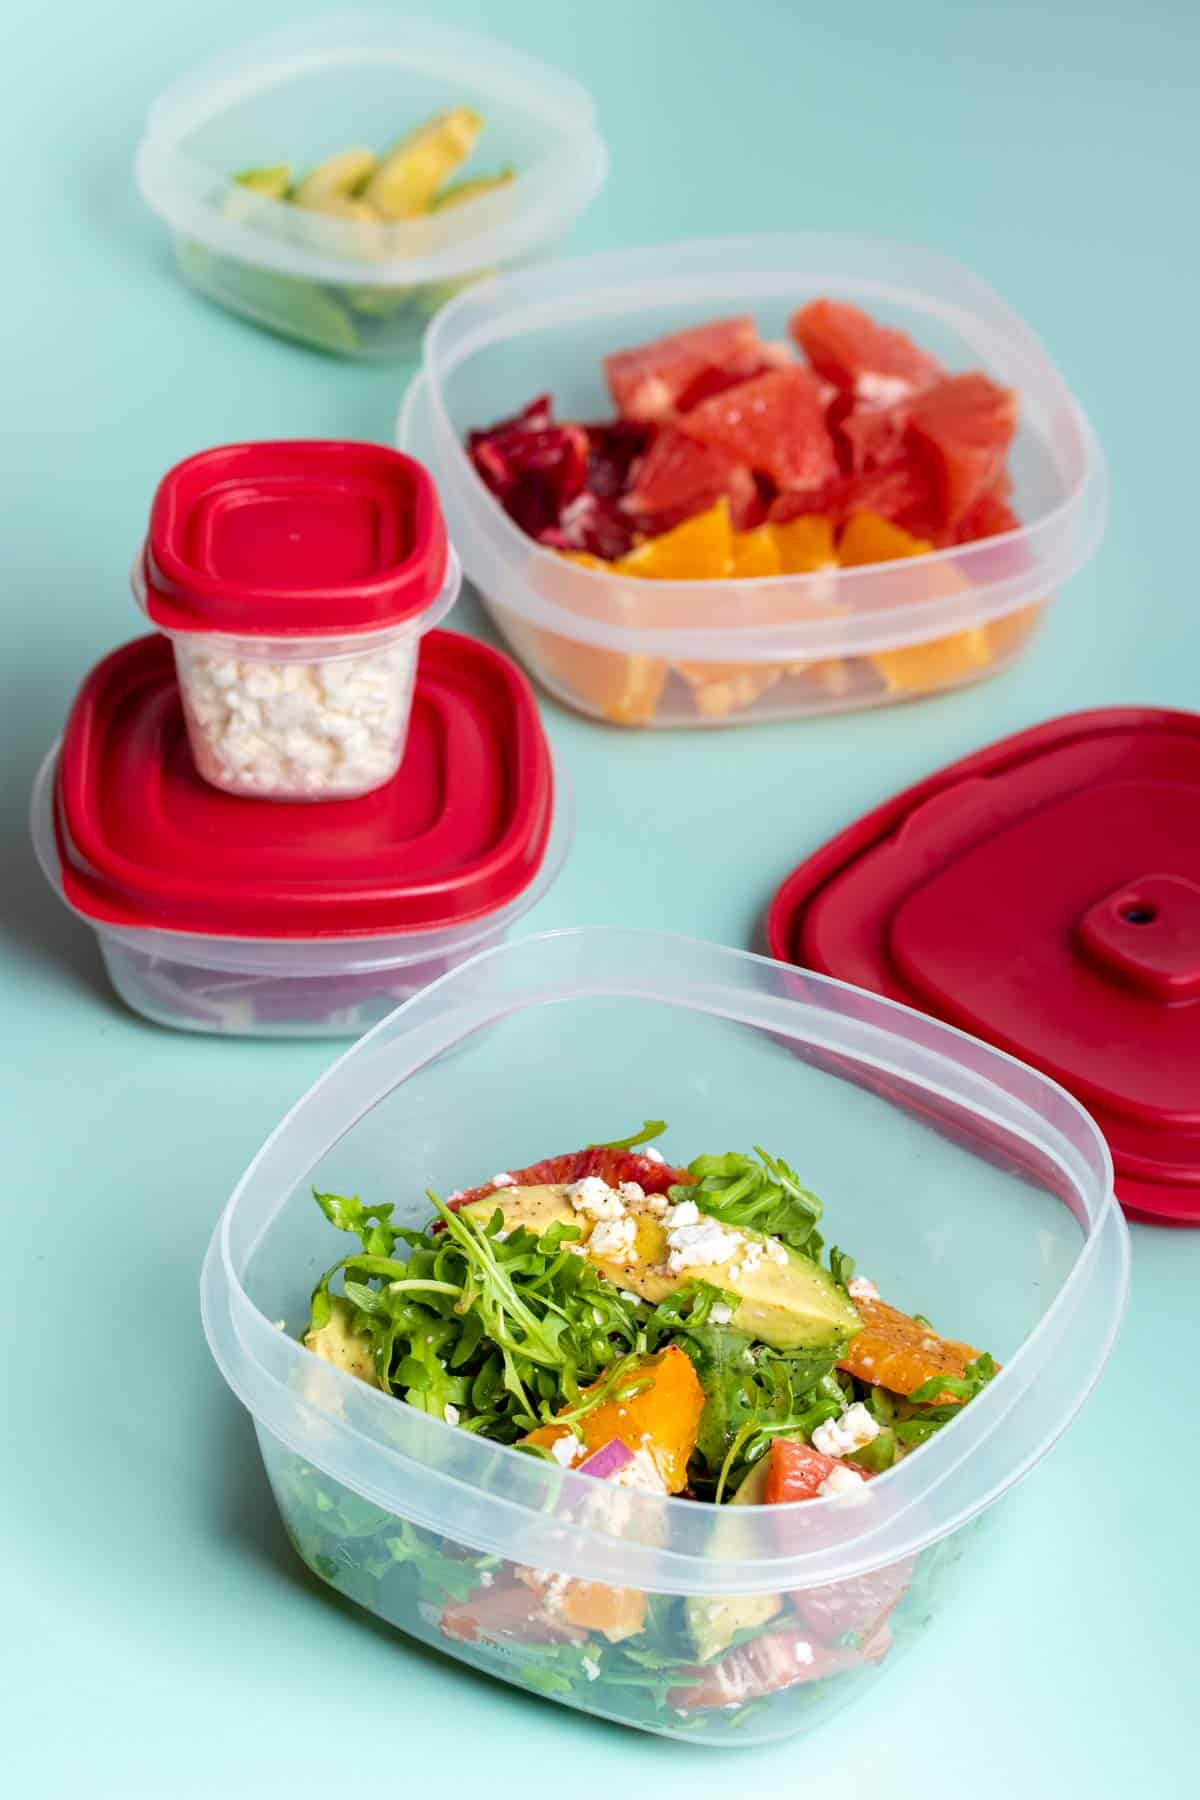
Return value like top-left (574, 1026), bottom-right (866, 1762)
top-left (135, 440), bottom-right (458, 801)
top-left (134, 15), bottom-right (608, 359)
top-left (398, 235), bottom-right (1108, 726)
top-left (31, 632), bottom-right (570, 1038)
top-left (200, 929), bottom-right (1128, 1741)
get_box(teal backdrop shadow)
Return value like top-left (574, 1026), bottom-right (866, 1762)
top-left (1, 0), bottom-right (1195, 1792)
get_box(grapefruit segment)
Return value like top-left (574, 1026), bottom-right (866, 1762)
top-left (624, 427), bottom-right (755, 531)
top-left (679, 366), bottom-right (838, 490)
top-left (791, 298), bottom-right (942, 401)
top-left (450, 1144), bottom-right (692, 1212)
top-left (605, 317), bottom-right (763, 422)
top-left (908, 373), bottom-right (1018, 528)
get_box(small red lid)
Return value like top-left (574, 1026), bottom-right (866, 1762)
top-left (141, 441), bottom-right (449, 636)
top-left (767, 708), bottom-right (1200, 1226)
top-left (57, 633), bottom-right (553, 938)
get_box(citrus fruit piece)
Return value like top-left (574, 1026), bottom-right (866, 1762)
top-left (294, 147), bottom-right (378, 211)
top-left (616, 498), bottom-right (734, 579)
top-left (524, 1346), bottom-right (705, 1494)
top-left (791, 298), bottom-right (942, 402)
top-left (988, 600), bottom-right (1045, 659)
top-left (441, 1577), bottom-right (587, 1646)
top-left (731, 525), bottom-right (783, 578)
top-left (870, 631), bottom-right (994, 694)
top-left (675, 661), bottom-right (786, 719)
top-left (605, 317), bottom-right (763, 422)
top-left (233, 164), bottom-right (292, 199)
top-left (522, 624), bottom-right (668, 726)
top-left (678, 367), bottom-right (838, 490)
top-left (450, 1145), bottom-right (692, 1214)
top-left (837, 1296), bottom-right (985, 1401)
top-left (667, 1631), bottom-right (873, 1711)
top-left (431, 167), bottom-right (515, 210)
top-left (907, 373), bottom-right (1018, 528)
top-left (364, 106), bottom-right (482, 218)
top-left (771, 514), bottom-right (837, 573)
top-left (837, 511), bottom-right (933, 566)
top-left (771, 453), bottom-right (939, 535)
top-left (624, 426), bottom-right (755, 532)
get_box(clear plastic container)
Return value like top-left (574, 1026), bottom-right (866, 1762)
top-left (135, 16), bottom-right (608, 359)
top-left (134, 553), bottom-right (459, 801)
top-left (200, 929), bottom-right (1128, 1741)
top-left (397, 236), bottom-right (1108, 726)
top-left (29, 743), bottom-right (572, 1039)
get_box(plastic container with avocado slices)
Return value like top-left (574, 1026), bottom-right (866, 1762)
top-left (397, 234), bottom-right (1107, 726)
top-left (200, 928), bottom-right (1128, 1743)
top-left (135, 15), bottom-right (608, 358)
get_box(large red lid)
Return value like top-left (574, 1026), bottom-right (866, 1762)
top-left (767, 708), bottom-right (1200, 1226)
top-left (141, 441), bottom-right (449, 636)
top-left (57, 633), bottom-right (553, 938)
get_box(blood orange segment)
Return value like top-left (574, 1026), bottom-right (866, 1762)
top-left (837, 1296), bottom-right (984, 1401)
top-left (450, 1144), bottom-right (692, 1213)
top-left (791, 298), bottom-right (942, 401)
top-left (667, 1629), bottom-right (872, 1710)
top-left (679, 366), bottom-right (838, 490)
top-left (604, 317), bottom-right (763, 421)
top-left (440, 1577), bottom-right (586, 1646)
top-left (907, 372), bottom-right (1018, 528)
top-left (792, 1559), bottom-right (915, 1647)
top-left (762, 1437), bottom-right (871, 1503)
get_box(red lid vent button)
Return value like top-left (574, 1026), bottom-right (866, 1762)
top-left (1077, 874), bottom-right (1200, 1000)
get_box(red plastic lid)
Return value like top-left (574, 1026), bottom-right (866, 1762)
top-left (767, 708), bottom-right (1200, 1226)
top-left (141, 441), bottom-right (449, 636)
top-left (56, 633), bottom-right (553, 938)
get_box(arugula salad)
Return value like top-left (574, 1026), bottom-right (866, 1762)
top-left (294, 1123), bottom-right (996, 1721)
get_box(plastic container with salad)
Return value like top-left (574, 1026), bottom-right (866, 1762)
top-left (399, 234), bottom-right (1106, 726)
top-left (135, 16), bottom-right (608, 358)
top-left (30, 634), bottom-right (569, 1038)
top-left (201, 929), bottom-right (1128, 1742)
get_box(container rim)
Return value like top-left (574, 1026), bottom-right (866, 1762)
top-left (134, 13), bottom-right (609, 286)
top-left (200, 927), bottom-right (1129, 1594)
top-left (399, 234), bottom-right (1108, 661)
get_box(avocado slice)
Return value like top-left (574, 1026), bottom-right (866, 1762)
top-left (685, 1458), bottom-right (780, 1659)
top-left (431, 167), bottom-right (515, 211)
top-left (461, 1184), bottom-right (860, 1353)
top-left (303, 1296), bottom-right (378, 1385)
top-left (294, 147), bottom-right (378, 213)
top-left (364, 107), bottom-right (482, 219)
top-left (233, 163), bottom-right (293, 200)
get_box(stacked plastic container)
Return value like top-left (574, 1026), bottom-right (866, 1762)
top-left (33, 441), bottom-right (571, 1036)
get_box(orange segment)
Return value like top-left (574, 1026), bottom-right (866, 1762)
top-left (531, 554), bottom-right (666, 724)
top-left (560, 1581), bottom-right (646, 1641)
top-left (837, 510), bottom-right (933, 566)
top-left (837, 510), bottom-right (994, 695)
top-left (616, 499), bottom-right (734, 580)
top-left (988, 599), bottom-right (1046, 658)
top-left (838, 1296), bottom-right (984, 1403)
top-left (524, 1344), bottom-right (704, 1493)
top-left (675, 660), bottom-right (786, 719)
top-left (731, 526), bottom-right (783, 578)
top-left (771, 514), bottom-right (837, 573)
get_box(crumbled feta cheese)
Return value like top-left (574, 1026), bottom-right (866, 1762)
top-left (589, 1213), bottom-right (638, 1262)
top-left (847, 1276), bottom-right (879, 1301)
top-left (617, 1180), bottom-right (645, 1203)
top-left (608, 1447), bottom-right (668, 1493)
top-left (581, 1654), bottom-right (601, 1680)
top-left (710, 1302), bottom-right (735, 1325)
top-left (642, 1192), bottom-right (668, 1214)
top-left (811, 1402), bottom-right (879, 1459)
top-left (665, 1213), bottom-right (744, 1275)
top-left (567, 1176), bottom-right (627, 1220)
top-left (817, 1463), bottom-right (868, 1502)
top-left (174, 631), bottom-right (417, 798)
top-left (550, 1434), bottom-right (581, 1467)
top-left (618, 1289), bottom-right (643, 1306)
top-left (540, 1573), bottom-right (572, 1617)
top-left (643, 1146), bottom-right (666, 1164)
top-left (479, 1570), bottom-right (494, 1587)
top-left (443, 1404), bottom-right (461, 1427)
top-left (663, 1198), bottom-right (699, 1228)
top-left (490, 1172), bottom-right (516, 1188)
top-left (792, 1638), bottom-right (816, 1665)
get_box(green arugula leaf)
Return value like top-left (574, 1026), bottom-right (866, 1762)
top-left (589, 1120), bottom-right (668, 1151)
top-left (684, 1147), bottom-right (825, 1255)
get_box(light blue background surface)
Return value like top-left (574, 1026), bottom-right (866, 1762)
top-left (3, 1), bottom-right (1196, 1790)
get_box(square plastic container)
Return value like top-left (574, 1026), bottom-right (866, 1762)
top-left (200, 929), bottom-right (1128, 1742)
top-left (135, 15), bottom-right (608, 359)
top-left (136, 441), bottom-right (457, 800)
top-left (30, 634), bottom-right (571, 1038)
top-left (398, 235), bottom-right (1108, 727)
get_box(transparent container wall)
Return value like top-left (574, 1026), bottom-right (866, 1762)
top-left (98, 928), bottom-right (506, 1039)
top-left (491, 600), bottom-right (1047, 728)
top-left (244, 989), bottom-right (1086, 1353)
top-left (258, 1425), bottom-right (985, 1746)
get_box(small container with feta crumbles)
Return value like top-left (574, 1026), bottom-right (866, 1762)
top-left (135, 440), bottom-right (459, 800)
top-left (30, 633), bottom-right (570, 1037)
